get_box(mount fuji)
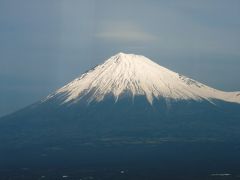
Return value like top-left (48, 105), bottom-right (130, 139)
top-left (1, 53), bottom-right (240, 151)
top-left (44, 52), bottom-right (239, 105)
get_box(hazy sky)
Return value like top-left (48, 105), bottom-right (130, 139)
top-left (1, 0), bottom-right (240, 117)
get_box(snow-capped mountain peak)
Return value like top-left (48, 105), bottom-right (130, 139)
top-left (44, 52), bottom-right (240, 105)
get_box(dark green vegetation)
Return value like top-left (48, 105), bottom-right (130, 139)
top-left (0, 96), bottom-right (240, 150)
top-left (0, 96), bottom-right (240, 179)
top-left (1, 142), bottom-right (240, 179)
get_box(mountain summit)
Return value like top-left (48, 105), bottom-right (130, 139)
top-left (44, 52), bottom-right (240, 105)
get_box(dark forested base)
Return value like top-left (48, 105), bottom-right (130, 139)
top-left (1, 96), bottom-right (240, 179)
top-left (1, 142), bottom-right (240, 180)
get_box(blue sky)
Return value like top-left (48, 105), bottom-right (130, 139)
top-left (0, 0), bottom-right (240, 117)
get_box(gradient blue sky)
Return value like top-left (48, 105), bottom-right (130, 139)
top-left (1, 0), bottom-right (240, 117)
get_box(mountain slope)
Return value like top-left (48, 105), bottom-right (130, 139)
top-left (43, 52), bottom-right (240, 105)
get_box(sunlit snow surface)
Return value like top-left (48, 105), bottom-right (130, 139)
top-left (44, 52), bottom-right (240, 105)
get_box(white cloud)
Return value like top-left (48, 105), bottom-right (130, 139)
top-left (95, 22), bottom-right (156, 42)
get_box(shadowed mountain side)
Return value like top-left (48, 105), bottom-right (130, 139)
top-left (1, 95), bottom-right (240, 152)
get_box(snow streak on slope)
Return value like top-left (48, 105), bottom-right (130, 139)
top-left (44, 53), bottom-right (240, 105)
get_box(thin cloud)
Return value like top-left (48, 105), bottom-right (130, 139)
top-left (95, 22), bottom-right (156, 42)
